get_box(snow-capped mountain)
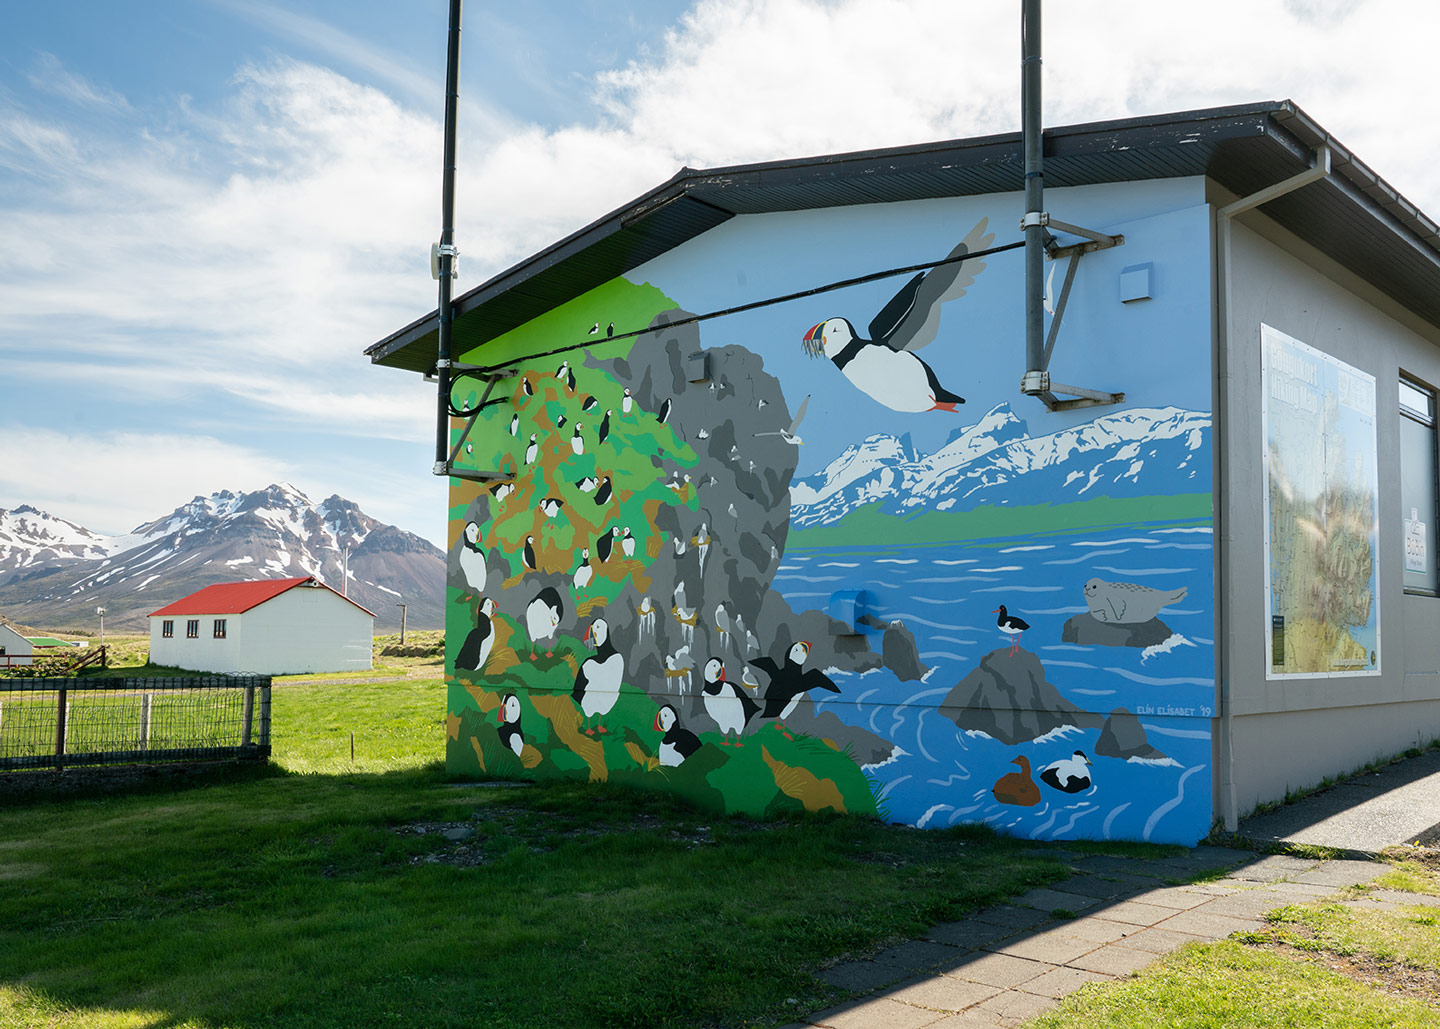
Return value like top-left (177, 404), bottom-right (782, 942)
top-left (791, 404), bottom-right (1210, 527)
top-left (0, 484), bottom-right (443, 632)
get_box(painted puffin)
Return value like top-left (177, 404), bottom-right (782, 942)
top-left (800, 219), bottom-right (993, 413)
top-left (594, 475), bottom-right (613, 506)
top-left (621, 388), bottom-right (633, 415)
top-left (653, 704), bottom-right (702, 767)
top-left (540, 497), bottom-right (564, 520)
top-left (620, 527), bottom-right (635, 559)
top-left (455, 598), bottom-right (497, 672)
top-left (524, 433), bottom-right (539, 465)
top-left (657, 398), bottom-right (672, 424)
top-left (752, 641), bottom-right (840, 738)
top-left (458, 521), bottom-right (486, 594)
top-left (702, 658), bottom-right (758, 746)
top-left (522, 535), bottom-right (537, 571)
top-left (1039, 751), bottom-right (1093, 793)
top-left (993, 605), bottom-right (1030, 656)
top-left (508, 412), bottom-right (519, 436)
top-left (572, 617), bottom-right (624, 735)
top-left (580, 394), bottom-right (598, 412)
top-left (525, 586), bottom-right (563, 657)
top-left (572, 548), bottom-right (593, 590)
top-left (595, 526), bottom-right (617, 563)
top-left (597, 409), bottom-right (612, 445)
top-left (570, 425), bottom-right (584, 456)
top-left (496, 692), bottom-right (524, 758)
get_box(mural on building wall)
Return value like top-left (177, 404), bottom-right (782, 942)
top-left (443, 191), bottom-right (1217, 844)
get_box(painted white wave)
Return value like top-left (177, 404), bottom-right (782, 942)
top-left (917, 804), bottom-right (953, 829)
top-left (1105, 667), bottom-right (1214, 687)
top-left (1044, 659), bottom-right (1098, 670)
top-left (1127, 755), bottom-right (1183, 768)
top-left (1153, 526), bottom-right (1213, 534)
top-left (972, 585), bottom-right (1064, 593)
top-left (1000, 545), bottom-right (1053, 553)
top-left (862, 748), bottom-right (908, 773)
top-left (1044, 549), bottom-right (1127, 565)
top-left (1144, 764), bottom-right (1206, 839)
top-left (1102, 802), bottom-right (1132, 838)
top-left (1094, 565), bottom-right (1194, 576)
top-left (1033, 724), bottom-right (1084, 744)
top-left (1141, 634), bottom-right (1197, 662)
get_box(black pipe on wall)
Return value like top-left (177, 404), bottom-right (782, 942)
top-left (434, 0), bottom-right (463, 472)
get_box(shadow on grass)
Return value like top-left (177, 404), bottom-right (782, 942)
top-left (0, 761), bottom-right (1089, 1029)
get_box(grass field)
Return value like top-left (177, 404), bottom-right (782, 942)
top-left (5, 645), bottom-right (1439, 1027)
top-left (0, 663), bottom-right (1084, 1029)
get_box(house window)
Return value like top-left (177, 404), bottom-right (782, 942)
top-left (213, 619), bottom-right (227, 639)
top-left (186, 619), bottom-right (199, 639)
top-left (1400, 375), bottom-right (1438, 594)
top-left (162, 620), bottom-right (174, 638)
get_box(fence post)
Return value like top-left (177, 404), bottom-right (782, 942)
top-left (241, 681), bottom-right (255, 747)
top-left (55, 684), bottom-right (68, 771)
top-left (140, 689), bottom-right (153, 749)
top-left (259, 679), bottom-right (271, 749)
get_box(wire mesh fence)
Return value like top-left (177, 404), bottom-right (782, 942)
top-left (0, 676), bottom-right (270, 771)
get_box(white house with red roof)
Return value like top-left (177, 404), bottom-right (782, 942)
top-left (147, 576), bottom-right (374, 675)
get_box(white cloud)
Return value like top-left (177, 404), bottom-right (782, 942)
top-left (0, 429), bottom-right (296, 536)
top-left (26, 51), bottom-right (131, 112)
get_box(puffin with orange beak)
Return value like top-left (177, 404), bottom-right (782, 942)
top-left (752, 641), bottom-right (840, 739)
top-left (801, 218), bottom-right (993, 413)
top-left (701, 658), bottom-right (758, 746)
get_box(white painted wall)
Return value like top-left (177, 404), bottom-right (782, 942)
top-left (148, 585), bottom-right (372, 675)
top-left (0, 624), bottom-right (33, 667)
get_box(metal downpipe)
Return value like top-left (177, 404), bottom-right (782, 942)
top-left (433, 0), bottom-right (463, 474)
top-left (1022, 0), bottom-right (1044, 379)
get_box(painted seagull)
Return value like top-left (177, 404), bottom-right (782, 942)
top-left (800, 218), bottom-right (993, 413)
top-left (753, 394), bottom-right (809, 445)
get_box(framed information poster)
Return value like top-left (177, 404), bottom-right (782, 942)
top-left (1261, 324), bottom-right (1380, 678)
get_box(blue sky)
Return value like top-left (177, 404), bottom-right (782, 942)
top-left (2, 0), bottom-right (1437, 546)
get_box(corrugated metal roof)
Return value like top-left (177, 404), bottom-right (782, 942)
top-left (148, 577), bottom-right (377, 618)
top-left (367, 100), bottom-right (1440, 373)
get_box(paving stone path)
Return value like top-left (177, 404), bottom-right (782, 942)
top-left (786, 847), bottom-right (1390, 1029)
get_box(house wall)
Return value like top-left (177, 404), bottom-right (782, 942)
top-left (149, 614), bottom-right (243, 672)
top-left (238, 587), bottom-right (372, 674)
top-left (0, 624), bottom-right (33, 667)
top-left (445, 178), bottom-right (1218, 843)
top-left (148, 589), bottom-right (372, 675)
top-left (1219, 214), bottom-right (1440, 817)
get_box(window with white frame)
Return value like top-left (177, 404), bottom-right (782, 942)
top-left (1400, 375), bottom-right (1438, 594)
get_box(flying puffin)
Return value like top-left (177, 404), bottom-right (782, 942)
top-left (524, 433), bottom-right (539, 465)
top-left (653, 704), bottom-right (701, 766)
top-left (621, 388), bottom-right (633, 415)
top-left (522, 535), bottom-right (537, 571)
top-left (572, 548), bottom-right (593, 590)
top-left (993, 605), bottom-right (1030, 656)
top-left (594, 475), bottom-right (612, 506)
top-left (525, 586), bottom-right (563, 658)
top-left (455, 598), bottom-right (497, 672)
top-left (702, 658), bottom-right (758, 746)
top-left (570, 425), bottom-right (584, 456)
top-left (572, 617), bottom-right (624, 735)
top-left (1039, 751), bottom-right (1093, 793)
top-left (597, 410), bottom-right (612, 445)
top-left (458, 521), bottom-right (487, 594)
top-left (496, 692), bottom-right (525, 758)
top-left (800, 219), bottom-right (993, 413)
top-left (753, 641), bottom-right (840, 738)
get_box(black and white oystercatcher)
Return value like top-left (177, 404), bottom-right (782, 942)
top-left (993, 605), bottom-right (1030, 656)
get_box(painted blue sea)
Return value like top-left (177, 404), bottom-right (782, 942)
top-left (781, 519), bottom-right (1215, 845)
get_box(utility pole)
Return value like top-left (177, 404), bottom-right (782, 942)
top-left (396, 602), bottom-right (408, 644)
top-left (96, 606), bottom-right (106, 647)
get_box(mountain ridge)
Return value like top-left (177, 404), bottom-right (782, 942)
top-left (0, 484), bottom-right (443, 633)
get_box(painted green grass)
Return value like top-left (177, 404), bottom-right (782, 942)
top-left (0, 675), bottom-right (1073, 1029)
top-left (788, 492), bottom-right (1213, 550)
top-left (1027, 939), bottom-right (1439, 1029)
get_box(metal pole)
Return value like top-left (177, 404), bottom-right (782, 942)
top-left (54, 685), bottom-right (68, 771)
top-left (1021, 0), bottom-right (1045, 383)
top-left (396, 602), bottom-right (408, 644)
top-left (433, 0), bottom-right (464, 476)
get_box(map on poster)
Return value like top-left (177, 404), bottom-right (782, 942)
top-left (1262, 325), bottom-right (1380, 677)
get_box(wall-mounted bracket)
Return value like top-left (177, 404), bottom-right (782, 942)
top-left (436, 368), bottom-right (518, 479)
top-left (1021, 214), bottom-right (1126, 412)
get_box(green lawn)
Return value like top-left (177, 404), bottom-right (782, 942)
top-left (0, 672), bottom-right (1075, 1029)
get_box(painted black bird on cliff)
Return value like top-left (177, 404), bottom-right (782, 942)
top-left (993, 605), bottom-right (1030, 656)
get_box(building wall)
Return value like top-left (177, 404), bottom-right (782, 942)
top-left (0, 624), bottom-right (33, 666)
top-left (149, 613), bottom-right (243, 672)
top-left (1220, 214), bottom-right (1440, 816)
top-left (445, 178), bottom-right (1218, 843)
top-left (148, 589), bottom-right (372, 674)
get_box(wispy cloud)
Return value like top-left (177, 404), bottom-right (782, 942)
top-left (26, 51), bottom-right (131, 112)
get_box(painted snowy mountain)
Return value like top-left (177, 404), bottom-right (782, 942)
top-left (790, 403), bottom-right (1209, 527)
top-left (0, 484), bottom-right (443, 633)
